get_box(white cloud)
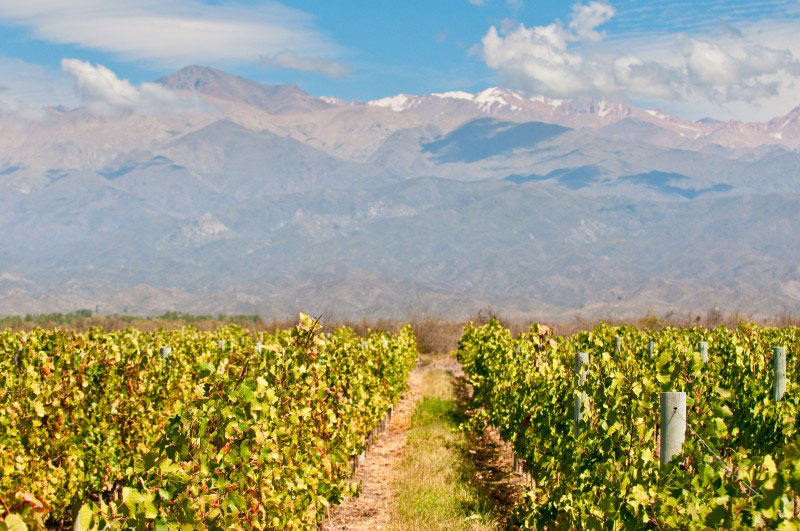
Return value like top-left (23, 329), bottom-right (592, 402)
top-left (478, 1), bottom-right (800, 119)
top-left (482, 25), bottom-right (589, 95)
top-left (684, 39), bottom-right (800, 102)
top-left (686, 41), bottom-right (740, 87)
top-left (569, 1), bottom-right (614, 42)
top-left (0, 1), bottom-right (344, 75)
top-left (60, 58), bottom-right (205, 114)
top-left (611, 55), bottom-right (682, 100)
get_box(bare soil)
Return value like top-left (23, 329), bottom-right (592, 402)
top-left (322, 365), bottom-right (424, 530)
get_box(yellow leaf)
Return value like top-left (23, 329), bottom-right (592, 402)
top-left (763, 455), bottom-right (778, 475)
top-left (74, 503), bottom-right (95, 531)
top-left (3, 514), bottom-right (27, 531)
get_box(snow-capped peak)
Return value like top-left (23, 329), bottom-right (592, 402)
top-left (369, 87), bottom-right (530, 113)
top-left (431, 91), bottom-right (473, 101)
top-left (363, 87), bottom-right (717, 136)
top-left (475, 87), bottom-right (521, 104)
top-left (368, 94), bottom-right (419, 112)
top-left (529, 95), bottom-right (564, 107)
top-left (368, 86), bottom-right (575, 116)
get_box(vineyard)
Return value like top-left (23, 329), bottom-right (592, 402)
top-left (457, 320), bottom-right (800, 528)
top-left (0, 314), bottom-right (417, 530)
top-left (5, 314), bottom-right (800, 529)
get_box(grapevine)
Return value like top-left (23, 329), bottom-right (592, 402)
top-left (0, 314), bottom-right (417, 529)
top-left (457, 320), bottom-right (800, 528)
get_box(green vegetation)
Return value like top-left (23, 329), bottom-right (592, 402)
top-left (0, 314), bottom-right (417, 529)
top-left (458, 320), bottom-right (800, 528)
top-left (0, 309), bottom-right (94, 327)
top-left (390, 369), bottom-right (497, 530)
top-left (11, 310), bottom-right (800, 529)
top-left (0, 310), bottom-right (265, 332)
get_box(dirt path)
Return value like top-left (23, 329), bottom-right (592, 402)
top-left (323, 355), bottom-right (526, 530)
top-left (322, 364), bottom-right (425, 530)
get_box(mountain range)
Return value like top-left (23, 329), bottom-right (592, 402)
top-left (1, 65), bottom-right (799, 320)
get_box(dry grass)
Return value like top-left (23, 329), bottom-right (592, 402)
top-left (4, 308), bottom-right (799, 341)
top-left (0, 311), bottom-right (293, 333)
top-left (388, 369), bottom-right (498, 530)
top-left (390, 308), bottom-right (800, 348)
top-left (547, 309), bottom-right (790, 335)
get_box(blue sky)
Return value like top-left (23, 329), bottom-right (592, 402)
top-left (0, 0), bottom-right (799, 120)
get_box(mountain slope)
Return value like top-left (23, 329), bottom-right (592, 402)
top-left (3, 177), bottom-right (798, 318)
top-left (1, 65), bottom-right (799, 318)
top-left (158, 65), bottom-right (332, 114)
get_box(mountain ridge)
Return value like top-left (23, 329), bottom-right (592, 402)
top-left (0, 65), bottom-right (799, 318)
top-left (150, 65), bottom-right (800, 154)
top-left (158, 65), bottom-right (332, 114)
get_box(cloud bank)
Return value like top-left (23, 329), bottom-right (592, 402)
top-left (0, 0), bottom-right (345, 76)
top-left (479, 1), bottom-right (800, 119)
top-left (60, 59), bottom-right (205, 114)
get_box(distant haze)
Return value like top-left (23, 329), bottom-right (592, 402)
top-left (1, 66), bottom-right (799, 320)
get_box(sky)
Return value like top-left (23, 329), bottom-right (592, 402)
top-left (0, 0), bottom-right (799, 121)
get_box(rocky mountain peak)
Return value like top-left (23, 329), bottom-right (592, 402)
top-left (158, 65), bottom-right (330, 115)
